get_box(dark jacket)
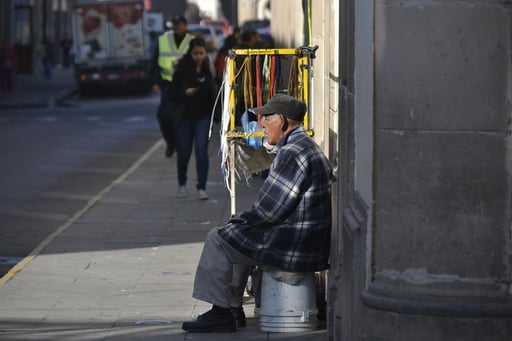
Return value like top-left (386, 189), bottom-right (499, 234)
top-left (168, 56), bottom-right (217, 120)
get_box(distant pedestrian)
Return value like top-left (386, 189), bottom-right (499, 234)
top-left (238, 30), bottom-right (257, 49)
top-left (150, 15), bottom-right (194, 159)
top-left (60, 33), bottom-right (73, 69)
top-left (41, 37), bottom-right (55, 80)
top-left (0, 42), bottom-right (18, 96)
top-left (214, 34), bottom-right (237, 86)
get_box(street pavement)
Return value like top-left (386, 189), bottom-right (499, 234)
top-left (0, 67), bottom-right (327, 340)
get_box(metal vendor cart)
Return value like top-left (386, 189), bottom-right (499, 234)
top-left (219, 45), bottom-right (318, 214)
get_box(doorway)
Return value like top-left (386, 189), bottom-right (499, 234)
top-left (14, 6), bottom-right (33, 74)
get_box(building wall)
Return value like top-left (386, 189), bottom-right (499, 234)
top-left (268, 0), bottom-right (338, 203)
top-left (0, 1), bottom-right (13, 44)
top-left (335, 0), bottom-right (512, 340)
top-left (188, 0), bottom-right (221, 19)
top-left (312, 0), bottom-right (343, 339)
top-left (2, 0), bottom-right (73, 74)
top-left (270, 0), bottom-right (303, 48)
top-left (237, 0), bottom-right (270, 30)
top-left (286, 0), bottom-right (512, 339)
top-left (237, 0), bottom-right (258, 27)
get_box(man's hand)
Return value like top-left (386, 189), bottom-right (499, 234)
top-left (152, 84), bottom-right (160, 93)
top-left (263, 142), bottom-right (274, 152)
top-left (226, 214), bottom-right (246, 225)
top-left (185, 87), bottom-right (199, 96)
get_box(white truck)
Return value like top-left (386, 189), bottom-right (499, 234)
top-left (71, 0), bottom-right (162, 94)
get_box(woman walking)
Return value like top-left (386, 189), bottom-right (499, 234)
top-left (169, 38), bottom-right (217, 200)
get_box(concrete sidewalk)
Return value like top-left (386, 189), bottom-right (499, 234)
top-left (0, 66), bottom-right (78, 109)
top-left (0, 69), bottom-right (327, 340)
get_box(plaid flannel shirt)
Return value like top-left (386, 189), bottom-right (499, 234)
top-left (218, 126), bottom-right (335, 272)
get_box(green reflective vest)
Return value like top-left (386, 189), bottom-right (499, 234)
top-left (158, 32), bottom-right (194, 82)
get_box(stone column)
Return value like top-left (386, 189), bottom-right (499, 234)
top-left (344, 1), bottom-right (512, 339)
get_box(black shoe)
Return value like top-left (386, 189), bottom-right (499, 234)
top-left (182, 309), bottom-right (236, 333)
top-left (230, 306), bottom-right (246, 327)
top-left (165, 146), bottom-right (174, 158)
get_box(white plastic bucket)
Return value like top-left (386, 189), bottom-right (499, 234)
top-left (259, 271), bottom-right (318, 332)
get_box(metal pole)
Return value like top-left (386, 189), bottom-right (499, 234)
top-left (230, 140), bottom-right (236, 215)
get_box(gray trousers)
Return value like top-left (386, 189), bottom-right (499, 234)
top-left (192, 227), bottom-right (256, 308)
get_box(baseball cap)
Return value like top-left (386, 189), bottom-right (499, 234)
top-left (172, 15), bottom-right (187, 25)
top-left (253, 94), bottom-right (307, 122)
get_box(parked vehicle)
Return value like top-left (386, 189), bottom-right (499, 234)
top-left (187, 24), bottom-right (218, 51)
top-left (241, 19), bottom-right (271, 36)
top-left (213, 28), bottom-right (225, 51)
top-left (71, 0), bottom-right (160, 95)
top-left (200, 18), bottom-right (231, 36)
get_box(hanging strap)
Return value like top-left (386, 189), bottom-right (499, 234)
top-left (288, 56), bottom-right (299, 97)
top-left (262, 55), bottom-right (270, 103)
top-left (255, 55), bottom-right (262, 106)
top-left (255, 55), bottom-right (262, 124)
top-left (270, 55), bottom-right (276, 96)
top-left (243, 56), bottom-right (253, 111)
top-left (274, 56), bottom-right (280, 95)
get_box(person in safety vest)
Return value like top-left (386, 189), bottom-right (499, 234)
top-left (151, 15), bottom-right (194, 158)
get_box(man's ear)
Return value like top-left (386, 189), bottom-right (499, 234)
top-left (281, 116), bottom-right (289, 131)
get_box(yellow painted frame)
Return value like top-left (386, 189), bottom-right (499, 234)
top-left (223, 46), bottom-right (317, 214)
top-left (225, 47), bottom-right (315, 137)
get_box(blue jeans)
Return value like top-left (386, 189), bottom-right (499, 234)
top-left (174, 115), bottom-right (210, 190)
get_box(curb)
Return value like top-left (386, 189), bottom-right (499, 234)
top-left (0, 87), bottom-right (79, 109)
top-left (48, 87), bottom-right (80, 107)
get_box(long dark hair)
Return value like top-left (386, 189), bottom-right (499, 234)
top-left (170, 36), bottom-right (215, 103)
top-left (187, 37), bottom-right (208, 54)
top-left (178, 37), bottom-right (210, 69)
